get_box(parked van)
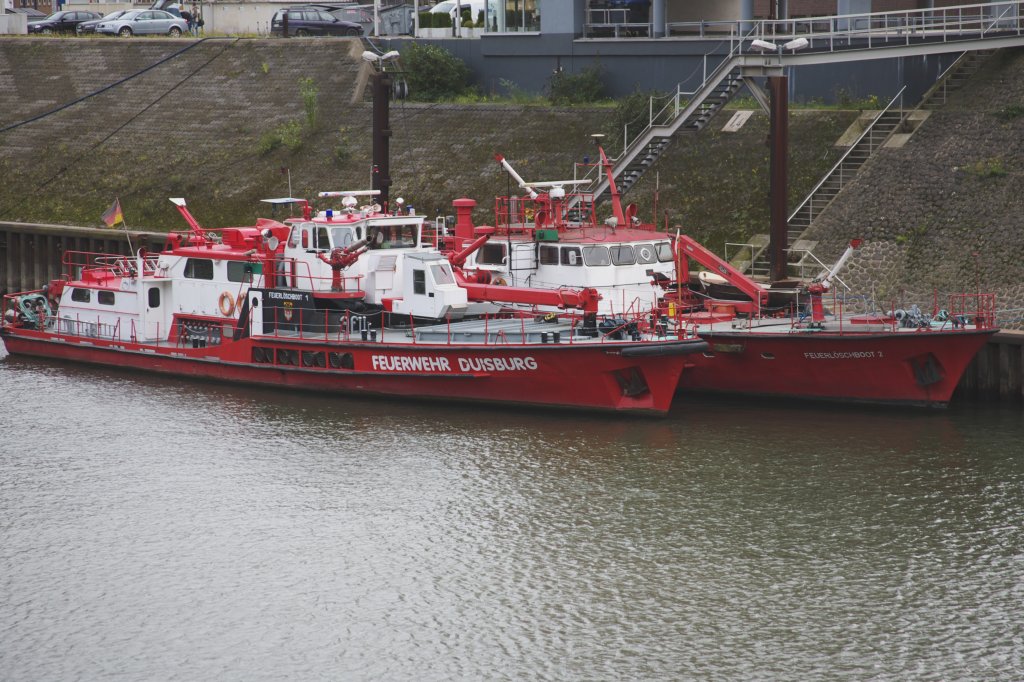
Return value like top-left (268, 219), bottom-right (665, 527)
top-left (429, 0), bottom-right (489, 25)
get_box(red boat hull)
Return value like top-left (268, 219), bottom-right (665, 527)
top-left (1, 329), bottom-right (696, 416)
top-left (681, 328), bottom-right (996, 407)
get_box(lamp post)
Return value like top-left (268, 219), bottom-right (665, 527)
top-left (362, 50), bottom-right (401, 209)
top-left (750, 36), bottom-right (807, 282)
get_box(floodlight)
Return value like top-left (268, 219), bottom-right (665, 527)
top-left (783, 37), bottom-right (809, 51)
top-left (750, 39), bottom-right (778, 52)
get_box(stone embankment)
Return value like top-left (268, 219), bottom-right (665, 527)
top-left (807, 48), bottom-right (1024, 330)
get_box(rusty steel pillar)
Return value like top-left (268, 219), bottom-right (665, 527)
top-left (371, 70), bottom-right (393, 209)
top-left (768, 74), bottom-right (789, 283)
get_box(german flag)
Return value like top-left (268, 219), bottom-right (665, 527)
top-left (101, 198), bottom-right (124, 228)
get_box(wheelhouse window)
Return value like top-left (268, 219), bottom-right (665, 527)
top-left (413, 269), bottom-right (426, 295)
top-left (227, 261), bottom-right (258, 283)
top-left (330, 227), bottom-right (355, 249)
top-left (184, 258), bottom-right (214, 280)
top-left (656, 241), bottom-right (674, 262)
top-left (315, 227), bottom-right (330, 250)
top-left (477, 243), bottom-right (507, 265)
top-left (430, 263), bottom-right (456, 285)
top-left (561, 246), bottom-right (582, 266)
top-left (370, 223), bottom-right (418, 249)
top-left (97, 291), bottom-right (115, 305)
top-left (635, 243), bottom-right (657, 264)
top-left (610, 245), bottom-right (636, 265)
top-left (539, 244), bottom-right (559, 265)
top-left (70, 288), bottom-right (91, 303)
top-left (582, 245), bottom-right (610, 266)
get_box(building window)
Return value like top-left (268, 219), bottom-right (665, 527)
top-left (489, 0), bottom-right (539, 32)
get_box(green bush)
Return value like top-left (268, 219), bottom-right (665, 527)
top-left (418, 11), bottom-right (432, 28)
top-left (434, 12), bottom-right (452, 28)
top-left (547, 63), bottom-right (605, 105)
top-left (401, 42), bottom-right (471, 101)
top-left (258, 119), bottom-right (304, 155)
top-left (298, 77), bottom-right (319, 128)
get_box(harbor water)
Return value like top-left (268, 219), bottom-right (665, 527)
top-left (1, 347), bottom-right (1022, 680)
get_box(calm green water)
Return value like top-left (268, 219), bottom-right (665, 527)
top-left (1, 349), bottom-right (1022, 680)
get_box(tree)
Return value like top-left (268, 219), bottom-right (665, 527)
top-left (402, 42), bottom-right (471, 101)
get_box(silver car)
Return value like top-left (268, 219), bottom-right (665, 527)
top-left (96, 9), bottom-right (188, 37)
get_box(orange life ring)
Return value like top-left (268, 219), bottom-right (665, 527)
top-left (219, 291), bottom-right (236, 317)
top-left (492, 277), bottom-right (507, 287)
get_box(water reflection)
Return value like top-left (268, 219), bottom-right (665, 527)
top-left (1, 353), bottom-right (1022, 680)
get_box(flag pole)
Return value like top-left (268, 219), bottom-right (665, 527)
top-left (117, 197), bottom-right (136, 258)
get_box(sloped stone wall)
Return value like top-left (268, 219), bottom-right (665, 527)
top-left (806, 48), bottom-right (1024, 328)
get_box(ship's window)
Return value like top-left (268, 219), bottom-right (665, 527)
top-left (391, 223), bottom-right (419, 248)
top-left (315, 227), bottom-right (330, 250)
top-left (148, 287), bottom-right (161, 308)
top-left (561, 246), bottom-right (582, 267)
top-left (539, 245), bottom-right (559, 265)
top-left (656, 241), bottom-right (674, 262)
top-left (71, 288), bottom-right (91, 303)
top-left (413, 269), bottom-right (426, 295)
top-left (97, 291), bottom-right (115, 305)
top-left (582, 245), bottom-right (610, 266)
top-left (301, 228), bottom-right (309, 249)
top-left (477, 243), bottom-right (507, 265)
top-left (610, 245), bottom-right (635, 265)
top-left (636, 243), bottom-right (657, 264)
top-left (227, 261), bottom-right (255, 283)
top-left (431, 263), bottom-right (455, 285)
top-left (288, 226), bottom-right (300, 248)
top-left (184, 258), bottom-right (214, 280)
top-left (355, 227), bottom-right (362, 240)
top-left (331, 227), bottom-right (354, 248)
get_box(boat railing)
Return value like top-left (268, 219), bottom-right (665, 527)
top-left (275, 256), bottom-right (364, 293)
top-left (249, 304), bottom-right (681, 348)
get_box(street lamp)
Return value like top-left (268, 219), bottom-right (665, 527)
top-left (361, 50), bottom-right (402, 208)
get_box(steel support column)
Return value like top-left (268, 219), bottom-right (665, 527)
top-left (371, 70), bottom-right (393, 208)
top-left (769, 75), bottom-right (789, 283)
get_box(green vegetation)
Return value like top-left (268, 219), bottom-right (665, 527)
top-left (964, 157), bottom-right (1008, 178)
top-left (993, 104), bottom-right (1024, 121)
top-left (402, 42), bottom-right (470, 101)
top-left (299, 77), bottom-right (319, 128)
top-left (258, 119), bottom-right (304, 155)
top-left (547, 64), bottom-right (606, 105)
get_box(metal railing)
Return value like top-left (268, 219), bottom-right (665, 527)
top-left (664, 1), bottom-right (1023, 47)
top-left (787, 85), bottom-right (907, 229)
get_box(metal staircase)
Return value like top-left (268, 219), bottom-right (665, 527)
top-left (744, 47), bottom-right (997, 279)
top-left (570, 2), bottom-right (1024, 210)
top-left (570, 53), bottom-right (749, 206)
top-left (921, 48), bottom-right (996, 109)
top-left (613, 65), bottom-right (746, 197)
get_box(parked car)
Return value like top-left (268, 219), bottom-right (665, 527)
top-left (95, 9), bottom-right (189, 37)
top-left (77, 10), bottom-right (129, 35)
top-left (270, 7), bottom-right (364, 37)
top-left (28, 10), bottom-right (102, 34)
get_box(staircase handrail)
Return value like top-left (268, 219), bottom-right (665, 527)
top-left (917, 49), bottom-right (975, 107)
top-left (571, 44), bottom-right (750, 196)
top-left (787, 85), bottom-right (907, 224)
